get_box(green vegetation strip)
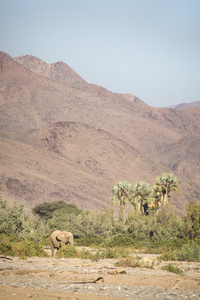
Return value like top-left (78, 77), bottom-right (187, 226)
top-left (0, 173), bottom-right (200, 261)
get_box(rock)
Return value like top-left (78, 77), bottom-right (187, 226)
top-left (107, 269), bottom-right (127, 275)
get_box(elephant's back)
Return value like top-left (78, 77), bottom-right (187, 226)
top-left (50, 230), bottom-right (61, 237)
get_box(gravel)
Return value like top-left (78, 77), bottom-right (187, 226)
top-left (0, 256), bottom-right (200, 299)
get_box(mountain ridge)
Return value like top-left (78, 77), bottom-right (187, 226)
top-left (0, 51), bottom-right (200, 215)
top-left (170, 101), bottom-right (200, 110)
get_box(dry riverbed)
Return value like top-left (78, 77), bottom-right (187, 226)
top-left (0, 249), bottom-right (200, 299)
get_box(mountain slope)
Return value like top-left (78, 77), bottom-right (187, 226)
top-left (0, 51), bottom-right (200, 214)
top-left (0, 122), bottom-right (197, 215)
top-left (1, 52), bottom-right (200, 155)
top-left (151, 135), bottom-right (200, 187)
top-left (171, 101), bottom-right (200, 110)
top-left (14, 54), bottom-right (86, 87)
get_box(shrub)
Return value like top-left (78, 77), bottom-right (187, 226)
top-left (182, 200), bottom-right (200, 240)
top-left (0, 242), bottom-right (14, 256)
top-left (104, 236), bottom-right (135, 248)
top-left (80, 248), bottom-right (94, 259)
top-left (32, 201), bottom-right (83, 221)
top-left (77, 234), bottom-right (104, 246)
top-left (161, 263), bottom-right (184, 275)
top-left (99, 248), bottom-right (129, 259)
top-left (0, 200), bottom-right (31, 236)
top-left (146, 238), bottom-right (188, 254)
top-left (56, 246), bottom-right (80, 258)
top-left (88, 248), bottom-right (129, 261)
top-left (116, 257), bottom-right (154, 269)
top-left (176, 242), bottom-right (200, 262)
top-left (12, 240), bottom-right (48, 257)
top-left (0, 236), bottom-right (48, 257)
top-left (116, 257), bottom-right (142, 268)
top-left (159, 251), bottom-right (177, 261)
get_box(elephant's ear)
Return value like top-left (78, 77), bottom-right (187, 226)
top-left (57, 232), bottom-right (66, 243)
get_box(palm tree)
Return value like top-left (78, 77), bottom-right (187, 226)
top-left (153, 185), bottom-right (163, 211)
top-left (111, 181), bottom-right (131, 208)
top-left (154, 173), bottom-right (180, 212)
top-left (129, 181), bottom-right (154, 214)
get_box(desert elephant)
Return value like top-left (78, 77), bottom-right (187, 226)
top-left (50, 230), bottom-right (74, 257)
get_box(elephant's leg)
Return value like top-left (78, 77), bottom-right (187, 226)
top-left (52, 248), bottom-right (58, 257)
top-left (50, 241), bottom-right (54, 257)
top-left (54, 248), bottom-right (58, 257)
top-left (51, 247), bottom-right (54, 257)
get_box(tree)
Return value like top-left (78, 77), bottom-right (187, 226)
top-left (182, 200), bottom-right (200, 240)
top-left (32, 201), bottom-right (82, 221)
top-left (111, 181), bottom-right (132, 221)
top-left (111, 181), bottom-right (131, 208)
top-left (0, 199), bottom-right (30, 236)
top-left (129, 181), bottom-right (154, 214)
top-left (154, 173), bottom-right (180, 212)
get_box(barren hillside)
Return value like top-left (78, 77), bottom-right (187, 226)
top-left (1, 122), bottom-right (199, 215)
top-left (1, 51), bottom-right (199, 155)
top-left (171, 101), bottom-right (200, 110)
top-left (0, 51), bottom-right (200, 214)
top-left (150, 135), bottom-right (200, 186)
top-left (0, 122), bottom-right (167, 211)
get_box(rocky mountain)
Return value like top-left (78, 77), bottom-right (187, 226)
top-left (151, 136), bottom-right (200, 187)
top-left (171, 101), bottom-right (200, 110)
top-left (0, 51), bottom-right (200, 215)
top-left (14, 55), bottom-right (86, 87)
top-left (0, 122), bottom-right (197, 215)
top-left (1, 52), bottom-right (200, 153)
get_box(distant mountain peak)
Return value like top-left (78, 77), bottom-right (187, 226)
top-left (0, 51), bottom-right (24, 74)
top-left (170, 101), bottom-right (200, 110)
top-left (14, 54), bottom-right (85, 86)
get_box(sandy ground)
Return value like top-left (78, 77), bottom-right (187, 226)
top-left (0, 250), bottom-right (200, 299)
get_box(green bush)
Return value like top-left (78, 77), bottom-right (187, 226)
top-left (0, 237), bottom-right (48, 257)
top-left (13, 240), bottom-right (48, 257)
top-left (56, 246), bottom-right (80, 258)
top-left (80, 247), bottom-right (129, 261)
top-left (0, 200), bottom-right (31, 236)
top-left (56, 247), bottom-right (130, 260)
top-left (0, 242), bottom-right (14, 256)
top-left (159, 251), bottom-right (177, 261)
top-left (80, 248), bottom-right (94, 259)
top-left (1, 193), bottom-right (200, 261)
top-left (32, 201), bottom-right (83, 221)
top-left (146, 238), bottom-right (188, 253)
top-left (182, 200), bottom-right (200, 240)
top-left (77, 234), bottom-right (104, 246)
top-left (176, 242), bottom-right (200, 262)
top-left (99, 248), bottom-right (129, 259)
top-left (104, 236), bottom-right (135, 248)
top-left (160, 242), bottom-right (200, 262)
top-left (161, 263), bottom-right (184, 275)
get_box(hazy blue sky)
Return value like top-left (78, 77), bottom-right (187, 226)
top-left (1, 0), bottom-right (200, 107)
